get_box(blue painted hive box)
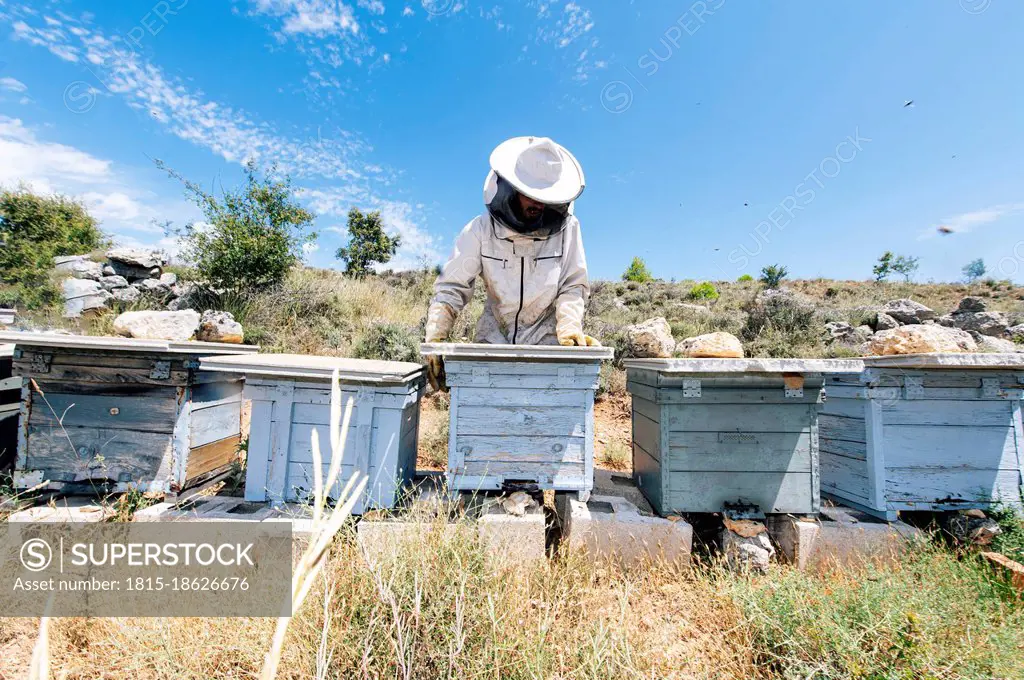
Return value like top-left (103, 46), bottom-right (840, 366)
top-left (624, 358), bottom-right (864, 517)
top-left (200, 353), bottom-right (425, 513)
top-left (1, 344), bottom-right (18, 472)
top-left (820, 353), bottom-right (1024, 520)
top-left (0, 331), bottom-right (258, 495)
top-left (421, 343), bottom-right (614, 499)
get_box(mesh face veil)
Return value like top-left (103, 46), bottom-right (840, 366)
top-left (486, 174), bottom-right (571, 235)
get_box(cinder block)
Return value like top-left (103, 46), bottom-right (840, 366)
top-left (134, 496), bottom-right (316, 535)
top-left (592, 469), bottom-right (655, 515)
top-left (356, 517), bottom-right (467, 564)
top-left (767, 515), bottom-right (821, 570)
top-left (807, 505), bottom-right (924, 569)
top-left (559, 493), bottom-right (692, 566)
top-left (476, 503), bottom-right (547, 564)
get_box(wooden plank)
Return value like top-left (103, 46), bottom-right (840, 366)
top-left (665, 471), bottom-right (815, 514)
top-left (243, 400), bottom-right (273, 502)
top-left (583, 389), bottom-right (595, 492)
top-left (882, 424), bottom-right (1019, 470)
top-left (292, 402), bottom-right (376, 426)
top-left (455, 386), bottom-right (584, 408)
top-left (170, 386), bottom-right (190, 488)
top-left (625, 381), bottom-right (658, 404)
top-left (446, 361), bottom-right (601, 377)
top-left (28, 392), bottom-right (177, 433)
top-left (265, 384), bottom-right (294, 504)
top-left (664, 403), bottom-right (812, 434)
top-left (885, 468), bottom-right (1022, 506)
top-left (189, 401), bottom-right (241, 448)
top-left (290, 386), bottom-right (415, 409)
top-left (631, 395), bottom-right (660, 424)
top-left (820, 450), bottom-right (870, 501)
top-left (883, 400), bottom-right (1013, 427)
top-left (366, 407), bottom-right (405, 510)
top-left (190, 381), bottom-right (243, 411)
top-left (642, 388), bottom-right (823, 405)
top-left (23, 424), bottom-right (171, 484)
top-left (185, 436), bottom-right (239, 482)
top-left (819, 397), bottom-right (866, 420)
top-left (632, 410), bottom-right (661, 462)
top-left (285, 461), bottom-right (357, 501)
top-left (818, 414), bottom-right (866, 444)
top-left (455, 435), bottom-right (585, 463)
top-left (820, 436), bottom-right (867, 461)
top-left (428, 343), bottom-right (611, 361)
top-left (13, 362), bottom-right (189, 386)
top-left (288, 422), bottom-right (365, 465)
top-left (459, 459), bottom-right (585, 483)
top-left (632, 441), bottom-right (663, 514)
top-left (446, 373), bottom-right (599, 390)
top-left (865, 396), bottom-right (886, 512)
top-left (455, 405), bottom-right (586, 437)
top-left (654, 375), bottom-right (824, 391)
top-left (31, 382), bottom-right (177, 398)
top-left (666, 432), bottom-right (812, 472)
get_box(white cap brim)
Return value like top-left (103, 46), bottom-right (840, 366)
top-left (489, 136), bottom-right (585, 205)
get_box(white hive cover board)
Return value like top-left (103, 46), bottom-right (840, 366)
top-left (200, 352), bottom-right (425, 384)
top-left (863, 353), bottom-right (1024, 369)
top-left (0, 331), bottom-right (258, 355)
top-left (622, 357), bottom-right (865, 374)
top-left (0, 344), bottom-right (13, 358)
top-left (420, 342), bottom-right (613, 362)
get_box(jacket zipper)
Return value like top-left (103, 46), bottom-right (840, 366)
top-left (511, 256), bottom-right (525, 344)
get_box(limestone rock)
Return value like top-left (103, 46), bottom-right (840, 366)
top-left (63, 278), bottom-right (110, 318)
top-left (974, 335), bottom-right (1021, 353)
top-left (159, 272), bottom-right (178, 287)
top-left (868, 324), bottom-right (977, 355)
top-left (500, 491), bottom-right (539, 517)
top-left (102, 264), bottom-right (116, 277)
top-left (825, 322), bottom-right (871, 345)
top-left (98, 275), bottom-right (129, 291)
top-left (942, 511), bottom-right (1002, 548)
top-left (110, 286), bottom-right (141, 304)
top-left (68, 259), bottom-right (103, 280)
top-left (53, 255), bottom-right (89, 270)
top-left (113, 310), bottom-right (200, 341)
top-left (948, 311), bottom-right (1010, 337)
top-left (196, 310), bottom-right (244, 344)
top-left (624, 317), bottom-right (675, 358)
top-left (722, 521), bottom-right (775, 572)
top-left (883, 299), bottom-right (935, 324)
top-left (873, 312), bottom-right (900, 331)
top-left (106, 247), bottom-right (168, 269)
top-left (674, 303), bottom-right (711, 315)
top-left (955, 296), bottom-right (987, 313)
top-left (677, 331), bottom-right (744, 358)
top-left (135, 277), bottom-right (174, 298)
top-left (107, 260), bottom-right (161, 282)
top-left (1008, 324), bottom-right (1024, 343)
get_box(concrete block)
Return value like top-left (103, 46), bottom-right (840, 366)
top-left (559, 494), bottom-right (692, 566)
top-left (476, 502), bottom-right (547, 564)
top-left (592, 469), bottom-right (655, 515)
top-left (807, 505), bottom-right (924, 569)
top-left (356, 518), bottom-right (468, 565)
top-left (134, 496), bottom-right (316, 535)
top-left (767, 515), bottom-right (821, 570)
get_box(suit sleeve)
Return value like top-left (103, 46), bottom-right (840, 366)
top-left (426, 219), bottom-right (483, 341)
top-left (554, 217), bottom-right (590, 335)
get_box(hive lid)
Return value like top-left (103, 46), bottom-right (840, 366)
top-left (199, 353), bottom-right (425, 384)
top-left (420, 342), bottom-right (613, 362)
top-left (622, 357), bottom-right (865, 374)
top-left (0, 344), bottom-right (13, 358)
top-left (0, 331), bottom-right (259, 355)
top-left (862, 353), bottom-right (1024, 369)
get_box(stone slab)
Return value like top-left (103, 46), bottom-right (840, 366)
top-left (134, 496), bottom-right (315, 534)
top-left (593, 469), bottom-right (654, 516)
top-left (476, 503), bottom-right (547, 563)
top-left (623, 357), bottom-right (864, 374)
top-left (0, 310), bottom-right (14, 327)
top-left (420, 342), bottom-right (613, 362)
top-left (863, 353), bottom-right (1024, 369)
top-left (0, 331), bottom-right (259, 355)
top-left (558, 493), bottom-right (692, 566)
top-left (6, 497), bottom-right (113, 523)
top-left (767, 515), bottom-right (821, 570)
top-left (201, 352), bottom-right (424, 384)
top-left (805, 504), bottom-right (924, 570)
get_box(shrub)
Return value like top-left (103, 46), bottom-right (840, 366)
top-left (759, 264), bottom-right (788, 289)
top-left (688, 281), bottom-right (719, 301)
top-left (737, 274), bottom-right (754, 282)
top-left (352, 321), bottom-right (420, 363)
top-left (157, 159), bottom-right (315, 292)
top-left (336, 208), bottom-right (401, 277)
top-left (873, 251), bottom-right (919, 282)
top-left (622, 256), bottom-right (653, 283)
top-left (0, 188), bottom-right (105, 308)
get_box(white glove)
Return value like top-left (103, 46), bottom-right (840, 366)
top-left (555, 297), bottom-right (601, 347)
top-left (424, 302), bottom-right (456, 390)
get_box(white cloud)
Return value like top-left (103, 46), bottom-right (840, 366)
top-left (402, 5), bottom-right (414, 16)
top-left (0, 116), bottom-right (111, 189)
top-left (918, 203), bottom-right (1024, 240)
top-left (0, 76), bottom-right (27, 92)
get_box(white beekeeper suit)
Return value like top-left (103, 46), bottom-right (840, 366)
top-left (424, 137), bottom-right (599, 386)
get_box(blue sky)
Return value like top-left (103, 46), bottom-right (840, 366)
top-left (1, 0), bottom-right (1023, 283)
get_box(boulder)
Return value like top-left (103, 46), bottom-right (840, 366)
top-left (624, 317), bottom-right (675, 358)
top-left (500, 491), bottom-right (539, 517)
top-left (53, 255), bottom-right (89, 270)
top-left (677, 331), bottom-right (744, 358)
top-left (873, 312), bottom-right (900, 331)
top-left (68, 260), bottom-right (103, 280)
top-left (673, 303), bottom-right (711, 315)
top-left (106, 247), bottom-right (168, 269)
top-left (196, 310), bottom-right (244, 344)
top-left (159, 272), bottom-right (178, 287)
top-left (722, 519), bottom-right (774, 573)
top-left (974, 335), bottom-right (1021, 353)
top-left (102, 264), bottom-right (116, 277)
top-left (883, 299), bottom-right (935, 324)
top-left (110, 286), bottom-right (142, 305)
top-left (135, 277), bottom-right (174, 298)
top-left (946, 311), bottom-right (1010, 337)
top-left (1007, 324), bottom-right (1024, 343)
top-left (112, 310), bottom-right (200, 341)
top-left (63, 278), bottom-right (110, 318)
top-left (98, 275), bottom-right (129, 291)
top-left (868, 324), bottom-right (977, 355)
top-left (824, 322), bottom-right (871, 344)
top-left (107, 260), bottom-right (161, 282)
top-left (955, 296), bottom-right (987, 313)
top-left (942, 510), bottom-right (1002, 548)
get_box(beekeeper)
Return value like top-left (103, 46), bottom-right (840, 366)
top-left (424, 136), bottom-right (599, 388)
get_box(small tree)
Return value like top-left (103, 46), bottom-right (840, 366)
top-left (874, 251), bottom-right (919, 282)
top-left (336, 208), bottom-right (400, 277)
top-left (759, 264), bottom-right (788, 289)
top-left (158, 159), bottom-right (315, 292)
top-left (622, 257), bottom-right (653, 283)
top-left (0, 187), bottom-right (105, 308)
top-left (891, 254), bottom-right (919, 282)
top-left (962, 258), bottom-right (986, 283)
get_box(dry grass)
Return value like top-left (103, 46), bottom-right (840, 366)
top-left (416, 392), bottom-right (450, 471)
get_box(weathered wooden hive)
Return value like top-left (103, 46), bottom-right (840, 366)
top-left (421, 343), bottom-right (614, 499)
top-left (0, 332), bottom-right (258, 494)
top-left (1, 344), bottom-right (18, 472)
top-left (199, 353), bottom-right (425, 513)
top-left (624, 358), bottom-right (864, 517)
top-left (820, 353), bottom-right (1024, 520)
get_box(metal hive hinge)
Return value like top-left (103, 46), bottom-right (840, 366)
top-left (682, 379), bottom-right (701, 398)
top-left (785, 386), bottom-right (804, 398)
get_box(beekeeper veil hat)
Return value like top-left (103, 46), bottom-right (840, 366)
top-left (483, 136), bottom-right (585, 213)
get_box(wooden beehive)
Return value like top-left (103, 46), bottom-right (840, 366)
top-left (1, 344), bottom-right (18, 472)
top-left (624, 358), bottom-right (864, 516)
top-left (820, 353), bottom-right (1024, 521)
top-left (0, 332), bottom-right (258, 494)
top-left (199, 353), bottom-right (425, 513)
top-left (421, 343), bottom-right (614, 499)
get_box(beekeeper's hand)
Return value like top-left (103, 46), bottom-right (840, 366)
top-left (424, 302), bottom-right (455, 391)
top-left (557, 327), bottom-right (602, 347)
top-left (555, 296), bottom-right (600, 347)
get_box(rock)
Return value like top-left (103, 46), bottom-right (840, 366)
top-left (106, 247), bottom-right (168, 269)
top-left (196, 310), bottom-right (244, 344)
top-left (942, 511), bottom-right (1002, 548)
top-left (135, 277), bottom-right (174, 298)
top-left (883, 299), bottom-right (935, 325)
top-left (677, 331), bottom-right (744, 358)
top-left (107, 260), bottom-right (162, 281)
top-left (955, 296), bottom-right (987, 313)
top-left (624, 317), bottom-right (675, 358)
top-left (673, 303), bottom-right (711, 315)
top-left (159, 272), bottom-right (178, 287)
top-left (1008, 324), bottom-right (1024, 343)
top-left (500, 491), bottom-right (538, 517)
top-left (868, 324), bottom-right (977, 355)
top-left (98, 275), bottom-right (129, 291)
top-left (68, 260), bottom-right (103, 280)
top-left (62, 278), bottom-right (110, 318)
top-left (102, 264), bottom-right (116, 277)
top-left (53, 255), bottom-right (89, 270)
top-left (873, 312), bottom-right (900, 331)
top-left (112, 310), bottom-right (200, 341)
top-left (110, 286), bottom-right (142, 304)
top-left (948, 311), bottom-right (1010, 337)
top-left (856, 324), bottom-right (874, 337)
top-left (974, 335), bottom-right (1021, 353)
top-left (722, 520), bottom-right (775, 573)
top-left (824, 322), bottom-right (872, 345)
